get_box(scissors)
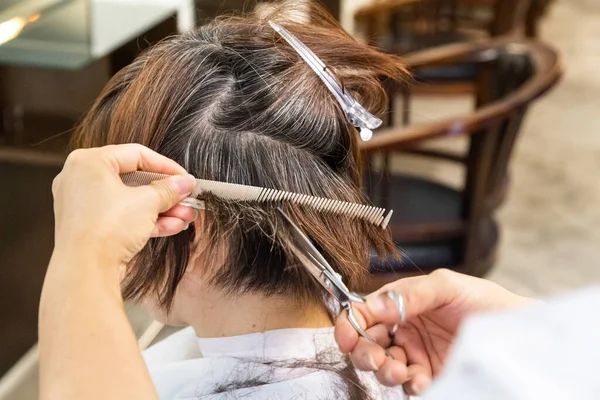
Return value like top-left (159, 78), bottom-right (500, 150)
top-left (277, 207), bottom-right (406, 359)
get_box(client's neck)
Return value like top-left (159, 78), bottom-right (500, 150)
top-left (185, 289), bottom-right (333, 338)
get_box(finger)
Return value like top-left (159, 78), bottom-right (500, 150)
top-left (349, 337), bottom-right (387, 372)
top-left (140, 175), bottom-right (197, 215)
top-left (374, 357), bottom-right (408, 387)
top-left (335, 307), bottom-right (393, 354)
top-left (161, 205), bottom-right (198, 224)
top-left (334, 309), bottom-right (363, 353)
top-left (344, 293), bottom-right (402, 332)
top-left (403, 364), bottom-right (432, 396)
top-left (387, 345), bottom-right (407, 365)
top-left (347, 325), bottom-right (405, 372)
top-left (394, 325), bottom-right (433, 378)
top-left (102, 144), bottom-right (188, 176)
top-left (151, 216), bottom-right (189, 237)
top-left (349, 324), bottom-right (406, 369)
top-left (364, 272), bottom-right (454, 326)
top-left (364, 324), bottom-right (393, 348)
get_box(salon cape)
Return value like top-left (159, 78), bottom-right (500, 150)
top-left (144, 288), bottom-right (600, 399)
top-left (143, 326), bottom-right (406, 399)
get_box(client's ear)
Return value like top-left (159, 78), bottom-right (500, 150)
top-left (186, 208), bottom-right (228, 281)
top-left (190, 209), bottom-right (205, 249)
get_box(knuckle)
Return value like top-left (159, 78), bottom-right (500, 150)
top-left (130, 143), bottom-right (145, 151)
top-left (98, 144), bottom-right (113, 153)
top-left (116, 143), bottom-right (143, 153)
top-left (431, 268), bottom-right (453, 281)
top-left (152, 180), bottom-right (177, 203)
top-left (380, 280), bottom-right (405, 297)
top-left (380, 281), bottom-right (397, 293)
top-left (67, 148), bottom-right (86, 163)
top-left (402, 289), bottom-right (418, 312)
top-left (66, 148), bottom-right (98, 169)
top-left (51, 174), bottom-right (61, 194)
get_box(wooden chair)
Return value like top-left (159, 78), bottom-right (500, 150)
top-left (362, 39), bottom-right (562, 291)
top-left (354, 0), bottom-right (540, 95)
top-left (526, 0), bottom-right (556, 38)
top-left (355, 0), bottom-right (535, 53)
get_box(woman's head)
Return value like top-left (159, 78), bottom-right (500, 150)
top-left (72, 3), bottom-right (406, 315)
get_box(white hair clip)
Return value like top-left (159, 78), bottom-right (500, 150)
top-left (269, 21), bottom-right (382, 141)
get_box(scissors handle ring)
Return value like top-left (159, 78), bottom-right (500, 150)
top-left (386, 290), bottom-right (406, 324)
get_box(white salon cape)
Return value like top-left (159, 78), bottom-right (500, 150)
top-left (145, 288), bottom-right (600, 400)
top-left (144, 326), bottom-right (406, 399)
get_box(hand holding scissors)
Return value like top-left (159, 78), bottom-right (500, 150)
top-left (334, 268), bottom-right (540, 396)
top-left (278, 208), bottom-right (408, 397)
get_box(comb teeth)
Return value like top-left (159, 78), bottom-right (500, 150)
top-left (120, 171), bottom-right (391, 228)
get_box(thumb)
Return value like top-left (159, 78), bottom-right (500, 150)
top-left (145, 174), bottom-right (196, 214)
top-left (365, 273), bottom-right (451, 325)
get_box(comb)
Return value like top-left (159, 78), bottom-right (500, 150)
top-left (120, 171), bottom-right (393, 229)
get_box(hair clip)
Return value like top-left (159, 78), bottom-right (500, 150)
top-left (269, 21), bottom-right (382, 141)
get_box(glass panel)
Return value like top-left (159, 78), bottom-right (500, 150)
top-left (0, 0), bottom-right (184, 70)
top-left (0, 0), bottom-right (185, 157)
top-left (0, 0), bottom-right (90, 69)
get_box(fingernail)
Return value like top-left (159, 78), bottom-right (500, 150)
top-left (367, 296), bottom-right (386, 315)
top-left (411, 381), bottom-right (427, 395)
top-left (411, 383), bottom-right (421, 396)
top-left (184, 222), bottom-right (190, 230)
top-left (171, 174), bottom-right (196, 196)
top-left (383, 368), bottom-right (396, 386)
top-left (366, 354), bottom-right (378, 371)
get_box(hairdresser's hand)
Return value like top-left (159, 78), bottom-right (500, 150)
top-left (52, 144), bottom-right (197, 266)
top-left (335, 269), bottom-right (539, 396)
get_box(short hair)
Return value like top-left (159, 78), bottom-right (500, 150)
top-left (71, 2), bottom-right (406, 309)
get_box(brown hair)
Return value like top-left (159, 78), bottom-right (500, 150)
top-left (71, 2), bottom-right (407, 310)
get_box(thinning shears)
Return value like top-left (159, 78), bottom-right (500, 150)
top-left (277, 208), bottom-right (405, 358)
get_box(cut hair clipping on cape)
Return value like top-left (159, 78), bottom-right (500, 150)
top-left (269, 21), bottom-right (382, 141)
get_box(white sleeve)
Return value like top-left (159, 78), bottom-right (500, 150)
top-left (423, 287), bottom-right (600, 400)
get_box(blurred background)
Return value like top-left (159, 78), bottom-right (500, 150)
top-left (0, 0), bottom-right (598, 398)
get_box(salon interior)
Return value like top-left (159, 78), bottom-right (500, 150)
top-left (0, 0), bottom-right (598, 398)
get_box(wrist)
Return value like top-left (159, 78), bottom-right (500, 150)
top-left (49, 244), bottom-right (123, 283)
top-left (41, 248), bottom-right (124, 320)
top-left (53, 236), bottom-right (123, 270)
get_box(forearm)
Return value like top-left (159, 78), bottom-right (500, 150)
top-left (39, 250), bottom-right (158, 400)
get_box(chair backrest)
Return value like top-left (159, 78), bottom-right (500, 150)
top-left (355, 0), bottom-right (536, 53)
top-left (490, 0), bottom-right (534, 36)
top-left (356, 0), bottom-right (461, 51)
top-left (362, 40), bottom-right (562, 264)
top-left (465, 44), bottom-right (537, 209)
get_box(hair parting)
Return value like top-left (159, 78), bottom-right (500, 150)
top-left (71, 1), bottom-right (407, 311)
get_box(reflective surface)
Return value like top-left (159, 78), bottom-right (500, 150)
top-left (0, 0), bottom-right (184, 70)
top-left (0, 0), bottom-right (90, 69)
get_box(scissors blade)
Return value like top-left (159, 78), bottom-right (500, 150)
top-left (276, 209), bottom-right (395, 361)
top-left (277, 208), bottom-right (363, 305)
top-left (278, 208), bottom-right (329, 267)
